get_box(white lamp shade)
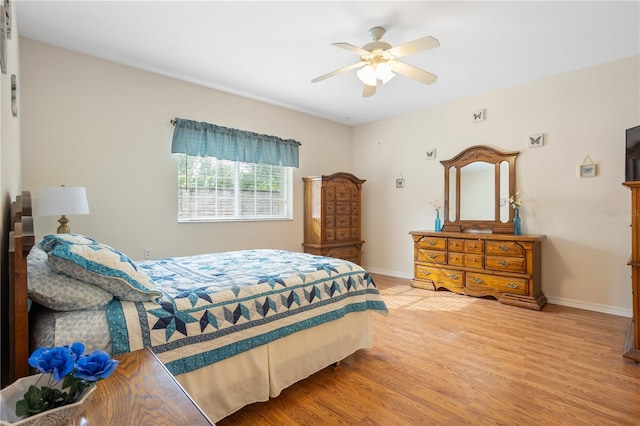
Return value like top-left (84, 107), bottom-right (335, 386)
top-left (37, 187), bottom-right (90, 216)
top-left (356, 65), bottom-right (377, 86)
top-left (376, 62), bottom-right (396, 84)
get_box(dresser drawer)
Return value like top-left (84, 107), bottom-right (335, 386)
top-left (417, 249), bottom-right (447, 264)
top-left (416, 236), bottom-right (447, 250)
top-left (324, 215), bottom-right (335, 228)
top-left (464, 240), bottom-right (483, 253)
top-left (335, 215), bottom-right (350, 227)
top-left (448, 252), bottom-right (464, 266)
top-left (323, 186), bottom-right (336, 200)
top-left (335, 187), bottom-right (351, 201)
top-left (448, 239), bottom-right (465, 252)
top-left (335, 228), bottom-right (351, 241)
top-left (323, 245), bottom-right (360, 262)
top-left (486, 241), bottom-right (525, 257)
top-left (464, 254), bottom-right (484, 268)
top-left (466, 272), bottom-right (528, 295)
top-left (323, 202), bottom-right (335, 215)
top-left (415, 265), bottom-right (464, 288)
top-left (486, 256), bottom-right (526, 273)
top-left (336, 202), bottom-right (351, 215)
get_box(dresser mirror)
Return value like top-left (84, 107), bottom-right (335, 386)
top-left (442, 145), bottom-right (519, 233)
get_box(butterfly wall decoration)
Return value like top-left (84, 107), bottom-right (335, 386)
top-left (472, 109), bottom-right (485, 122)
top-left (425, 148), bottom-right (436, 160)
top-left (579, 155), bottom-right (597, 177)
top-left (529, 133), bottom-right (544, 148)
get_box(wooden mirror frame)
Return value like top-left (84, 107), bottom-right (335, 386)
top-left (441, 145), bottom-right (519, 234)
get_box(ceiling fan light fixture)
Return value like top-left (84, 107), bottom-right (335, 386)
top-left (356, 65), bottom-right (377, 86)
top-left (312, 27), bottom-right (440, 96)
top-left (376, 61), bottom-right (395, 84)
top-left (357, 61), bottom-right (395, 86)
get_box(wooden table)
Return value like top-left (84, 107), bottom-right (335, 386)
top-left (78, 347), bottom-right (214, 425)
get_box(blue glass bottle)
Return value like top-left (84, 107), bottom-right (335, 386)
top-left (435, 210), bottom-right (441, 232)
top-left (514, 207), bottom-right (521, 235)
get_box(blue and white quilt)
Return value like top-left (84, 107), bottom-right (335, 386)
top-left (107, 249), bottom-right (388, 376)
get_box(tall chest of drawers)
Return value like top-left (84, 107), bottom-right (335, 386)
top-left (410, 231), bottom-right (547, 310)
top-left (303, 173), bottom-right (365, 264)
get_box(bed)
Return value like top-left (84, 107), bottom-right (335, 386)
top-left (2, 191), bottom-right (388, 422)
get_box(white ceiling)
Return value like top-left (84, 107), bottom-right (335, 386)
top-left (15, 1), bottom-right (640, 126)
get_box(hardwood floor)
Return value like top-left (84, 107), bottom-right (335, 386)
top-left (217, 274), bottom-right (640, 425)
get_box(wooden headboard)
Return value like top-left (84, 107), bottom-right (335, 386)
top-left (1, 191), bottom-right (35, 387)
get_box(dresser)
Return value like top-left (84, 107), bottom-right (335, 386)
top-left (623, 181), bottom-right (640, 362)
top-left (410, 231), bottom-right (547, 310)
top-left (303, 173), bottom-right (365, 264)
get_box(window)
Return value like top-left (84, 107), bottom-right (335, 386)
top-left (178, 154), bottom-right (293, 222)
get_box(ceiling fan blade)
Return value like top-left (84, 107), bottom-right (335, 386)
top-left (362, 83), bottom-right (376, 98)
top-left (386, 36), bottom-right (440, 59)
top-left (332, 42), bottom-right (372, 57)
top-left (391, 61), bottom-right (438, 85)
top-left (311, 61), bottom-right (366, 83)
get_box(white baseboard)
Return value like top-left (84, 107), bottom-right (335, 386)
top-left (362, 266), bottom-right (412, 280)
top-left (363, 266), bottom-right (632, 318)
top-left (545, 296), bottom-right (632, 318)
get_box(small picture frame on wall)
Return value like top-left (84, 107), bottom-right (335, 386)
top-left (425, 148), bottom-right (436, 160)
top-left (579, 155), bottom-right (597, 178)
top-left (0, 4), bottom-right (6, 75)
top-left (472, 109), bottom-right (485, 123)
top-left (11, 73), bottom-right (17, 117)
top-left (528, 133), bottom-right (544, 148)
top-left (4, 0), bottom-right (11, 40)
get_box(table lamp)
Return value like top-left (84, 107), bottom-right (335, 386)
top-left (37, 186), bottom-right (90, 233)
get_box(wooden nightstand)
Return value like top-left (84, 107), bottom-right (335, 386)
top-left (79, 347), bottom-right (214, 425)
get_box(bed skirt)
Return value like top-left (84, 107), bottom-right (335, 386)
top-left (175, 310), bottom-right (374, 422)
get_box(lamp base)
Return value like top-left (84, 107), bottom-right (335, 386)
top-left (57, 215), bottom-right (71, 234)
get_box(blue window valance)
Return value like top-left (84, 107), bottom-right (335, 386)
top-left (171, 118), bottom-right (300, 167)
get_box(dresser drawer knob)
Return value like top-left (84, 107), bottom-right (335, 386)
top-left (449, 274), bottom-right (459, 280)
top-left (423, 271), bottom-right (431, 276)
top-left (428, 240), bottom-right (437, 246)
top-left (498, 245), bottom-right (510, 251)
top-left (506, 282), bottom-right (520, 289)
top-left (428, 254), bottom-right (437, 259)
top-left (498, 260), bottom-right (511, 266)
top-left (471, 277), bottom-right (484, 284)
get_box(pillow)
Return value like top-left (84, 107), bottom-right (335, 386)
top-left (41, 233), bottom-right (99, 251)
top-left (43, 235), bottom-right (162, 303)
top-left (28, 244), bottom-right (114, 311)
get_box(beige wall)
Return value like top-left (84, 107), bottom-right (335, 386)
top-left (19, 38), bottom-right (353, 259)
top-left (1, 4), bottom-right (22, 222)
top-left (352, 55), bottom-right (640, 316)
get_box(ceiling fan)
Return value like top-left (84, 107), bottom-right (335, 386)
top-left (311, 27), bottom-right (440, 97)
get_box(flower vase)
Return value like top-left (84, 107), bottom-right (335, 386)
top-left (514, 207), bottom-right (522, 235)
top-left (0, 373), bottom-right (96, 426)
top-left (435, 210), bottom-right (441, 232)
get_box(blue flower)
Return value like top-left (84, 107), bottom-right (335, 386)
top-left (27, 345), bottom-right (77, 382)
top-left (74, 350), bottom-right (119, 381)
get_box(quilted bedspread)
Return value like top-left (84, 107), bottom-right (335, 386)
top-left (107, 249), bottom-right (388, 375)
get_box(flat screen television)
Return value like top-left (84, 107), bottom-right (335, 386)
top-left (626, 125), bottom-right (640, 181)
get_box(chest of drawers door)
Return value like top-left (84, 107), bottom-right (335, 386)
top-left (410, 231), bottom-right (546, 310)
